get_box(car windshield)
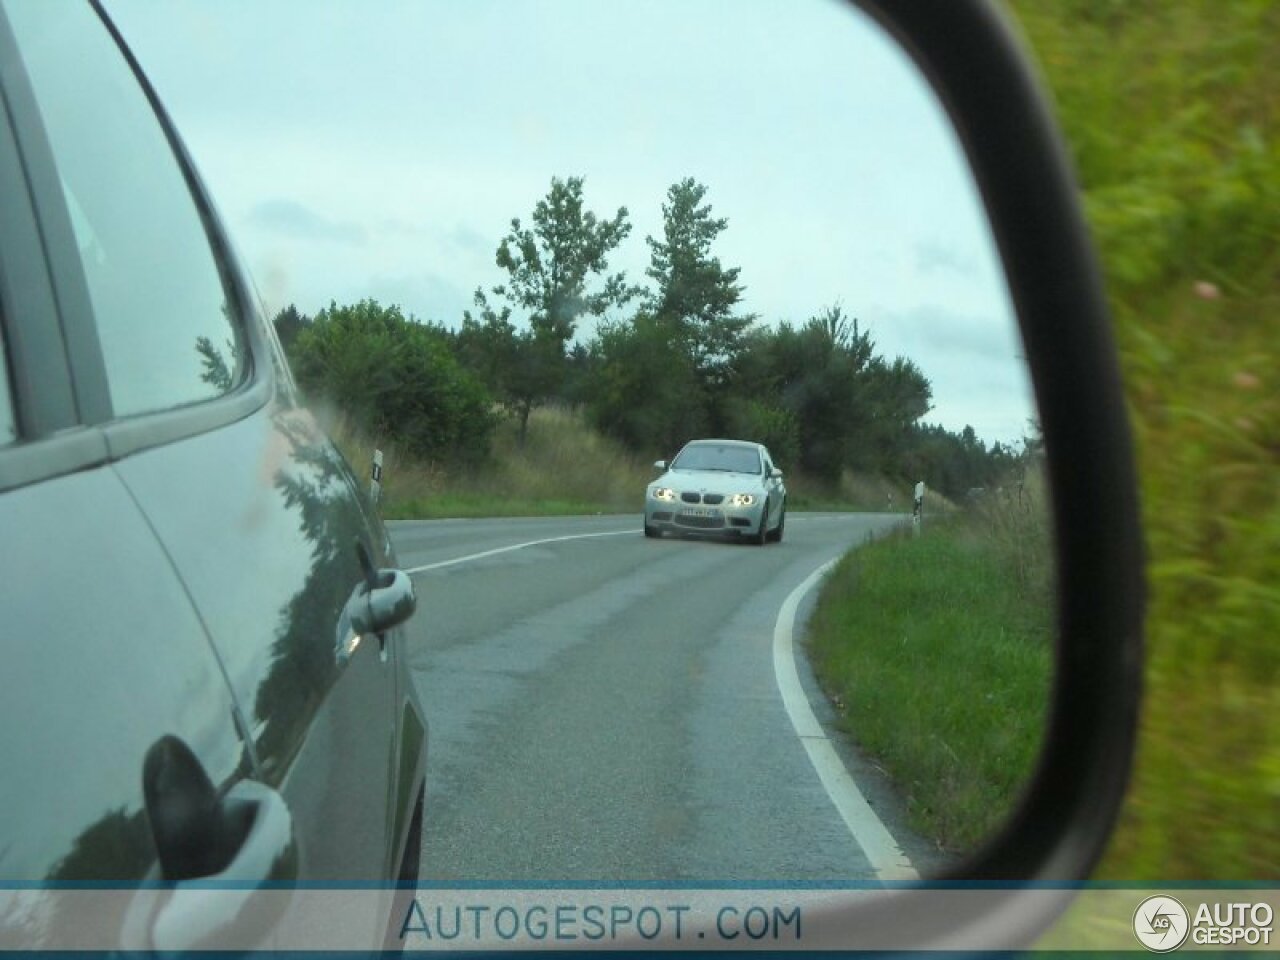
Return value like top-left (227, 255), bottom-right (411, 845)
top-left (672, 444), bottom-right (762, 475)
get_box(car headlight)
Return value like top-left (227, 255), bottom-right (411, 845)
top-left (651, 487), bottom-right (677, 502)
top-left (730, 493), bottom-right (757, 507)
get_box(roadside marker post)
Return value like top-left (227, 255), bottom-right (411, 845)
top-left (370, 449), bottom-right (384, 506)
top-left (913, 480), bottom-right (925, 536)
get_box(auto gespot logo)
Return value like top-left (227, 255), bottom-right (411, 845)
top-left (1133, 895), bottom-right (1275, 951)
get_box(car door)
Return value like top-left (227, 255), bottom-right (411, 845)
top-left (0, 8), bottom-right (253, 949)
top-left (1, 0), bottom-right (407, 944)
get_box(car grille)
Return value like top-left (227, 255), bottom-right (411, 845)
top-left (675, 513), bottom-right (725, 529)
top-left (679, 492), bottom-right (726, 505)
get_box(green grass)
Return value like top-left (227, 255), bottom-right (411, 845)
top-left (807, 487), bottom-right (1053, 853)
top-left (1007, 0), bottom-right (1280, 880)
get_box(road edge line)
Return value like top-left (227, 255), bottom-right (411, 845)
top-left (772, 558), bottom-right (919, 881)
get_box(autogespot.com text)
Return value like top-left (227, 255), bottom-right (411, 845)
top-left (398, 898), bottom-right (802, 946)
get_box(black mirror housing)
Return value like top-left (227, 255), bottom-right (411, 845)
top-left (809, 0), bottom-right (1146, 946)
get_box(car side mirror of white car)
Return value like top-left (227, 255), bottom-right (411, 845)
top-left (653, 459), bottom-right (667, 471)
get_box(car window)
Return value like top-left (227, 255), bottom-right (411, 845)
top-left (672, 444), bottom-right (763, 474)
top-left (3, 0), bottom-right (245, 419)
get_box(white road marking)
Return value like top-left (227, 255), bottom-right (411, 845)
top-left (773, 559), bottom-right (919, 881)
top-left (403, 529), bottom-right (634, 575)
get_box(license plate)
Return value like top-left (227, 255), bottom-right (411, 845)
top-left (682, 508), bottom-right (718, 518)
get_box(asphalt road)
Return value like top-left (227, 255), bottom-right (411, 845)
top-left (389, 513), bottom-right (943, 884)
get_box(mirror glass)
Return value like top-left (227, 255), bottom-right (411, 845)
top-left (109, 0), bottom-right (1052, 881)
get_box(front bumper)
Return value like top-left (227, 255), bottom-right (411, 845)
top-left (645, 497), bottom-right (765, 535)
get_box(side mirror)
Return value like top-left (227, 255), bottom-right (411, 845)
top-left (653, 460), bottom-right (667, 471)
top-left (345, 568), bottom-right (416, 638)
top-left (768, 467), bottom-right (783, 480)
top-left (819, 0), bottom-right (1144, 949)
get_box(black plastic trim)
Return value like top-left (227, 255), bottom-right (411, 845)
top-left (0, 0), bottom-right (112, 426)
top-left (862, 0), bottom-right (1144, 883)
top-left (0, 10), bottom-right (79, 437)
top-left (793, 0), bottom-right (1145, 946)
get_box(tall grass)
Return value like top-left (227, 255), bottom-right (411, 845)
top-left (965, 467), bottom-right (1053, 625)
top-left (807, 465), bottom-right (1053, 853)
top-left (325, 406), bottom-right (653, 518)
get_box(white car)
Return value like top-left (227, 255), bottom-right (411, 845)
top-left (644, 439), bottom-right (787, 544)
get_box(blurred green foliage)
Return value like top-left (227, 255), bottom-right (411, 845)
top-left (1007, 0), bottom-right (1279, 878)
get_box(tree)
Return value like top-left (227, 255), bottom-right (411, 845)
top-left (646, 178), bottom-right (754, 404)
top-left (454, 295), bottom-right (516, 396)
top-left (289, 299), bottom-right (495, 462)
top-left (853, 355), bottom-right (933, 471)
top-left (728, 303), bottom-right (933, 482)
top-left (272, 304), bottom-right (311, 357)
top-left (736, 305), bottom-right (874, 480)
top-left (583, 312), bottom-right (703, 454)
top-left (469, 176), bottom-right (636, 446)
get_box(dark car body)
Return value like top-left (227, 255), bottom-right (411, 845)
top-left (0, 0), bottom-right (425, 949)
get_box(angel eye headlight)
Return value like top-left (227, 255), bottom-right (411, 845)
top-left (652, 487), bottom-right (677, 502)
top-left (731, 493), bottom-right (757, 507)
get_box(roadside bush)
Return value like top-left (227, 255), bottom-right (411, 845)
top-left (289, 299), bottom-right (496, 463)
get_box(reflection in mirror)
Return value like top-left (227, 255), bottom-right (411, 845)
top-left (110, 0), bottom-right (1051, 881)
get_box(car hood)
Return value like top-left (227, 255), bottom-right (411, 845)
top-left (653, 469), bottom-right (767, 495)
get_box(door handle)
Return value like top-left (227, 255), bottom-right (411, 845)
top-left (123, 735), bottom-right (298, 951)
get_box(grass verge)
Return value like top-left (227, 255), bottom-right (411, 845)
top-left (807, 481), bottom-right (1052, 853)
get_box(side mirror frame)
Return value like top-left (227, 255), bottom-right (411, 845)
top-left (815, 0), bottom-right (1145, 947)
top-left (653, 460), bottom-right (668, 471)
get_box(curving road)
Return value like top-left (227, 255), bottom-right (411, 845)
top-left (390, 513), bottom-right (941, 884)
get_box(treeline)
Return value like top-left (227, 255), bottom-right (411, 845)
top-left (276, 175), bottom-right (1026, 499)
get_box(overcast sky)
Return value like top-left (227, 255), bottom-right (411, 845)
top-left (104, 0), bottom-right (1037, 446)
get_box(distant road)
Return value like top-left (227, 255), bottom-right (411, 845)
top-left (389, 513), bottom-right (940, 883)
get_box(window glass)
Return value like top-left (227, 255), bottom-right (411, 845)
top-left (673, 444), bottom-right (763, 475)
top-left (4, 0), bottom-right (245, 417)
